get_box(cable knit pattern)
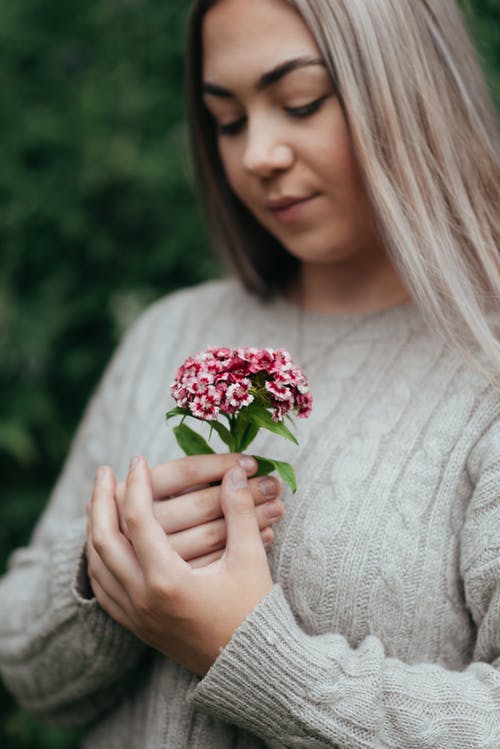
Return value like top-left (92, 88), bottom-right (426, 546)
top-left (0, 278), bottom-right (499, 747)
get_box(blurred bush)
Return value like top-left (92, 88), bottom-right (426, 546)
top-left (0, 0), bottom-right (220, 566)
top-left (0, 0), bottom-right (498, 746)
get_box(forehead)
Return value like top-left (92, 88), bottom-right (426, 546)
top-left (202, 0), bottom-right (320, 81)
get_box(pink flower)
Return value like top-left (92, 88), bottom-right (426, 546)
top-left (189, 385), bottom-right (221, 420)
top-left (295, 391), bottom-right (313, 418)
top-left (265, 380), bottom-right (294, 402)
top-left (170, 346), bottom-right (312, 423)
top-left (225, 379), bottom-right (255, 414)
top-left (167, 347), bottom-right (312, 494)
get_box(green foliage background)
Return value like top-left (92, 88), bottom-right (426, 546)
top-left (0, 0), bottom-right (498, 746)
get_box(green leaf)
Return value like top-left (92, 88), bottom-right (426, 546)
top-left (173, 424), bottom-right (215, 456)
top-left (271, 460), bottom-right (297, 494)
top-left (165, 407), bottom-right (190, 421)
top-left (236, 418), bottom-right (260, 452)
top-left (209, 420), bottom-right (233, 449)
top-left (252, 455), bottom-right (297, 493)
top-left (252, 455), bottom-right (275, 477)
top-left (247, 406), bottom-right (299, 445)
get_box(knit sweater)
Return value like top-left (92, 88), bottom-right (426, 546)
top-left (1, 277), bottom-right (499, 748)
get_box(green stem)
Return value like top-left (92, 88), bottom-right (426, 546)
top-left (228, 413), bottom-right (237, 452)
top-left (232, 413), bottom-right (239, 453)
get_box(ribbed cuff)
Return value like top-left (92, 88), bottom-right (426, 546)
top-left (52, 517), bottom-right (144, 660)
top-left (1, 519), bottom-right (146, 718)
top-left (190, 584), bottom-right (328, 742)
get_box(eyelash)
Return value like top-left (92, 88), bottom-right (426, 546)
top-left (216, 96), bottom-right (328, 137)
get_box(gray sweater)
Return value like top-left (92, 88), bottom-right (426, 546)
top-left (1, 278), bottom-right (499, 748)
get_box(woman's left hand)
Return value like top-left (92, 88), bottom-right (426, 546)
top-left (86, 455), bottom-right (274, 676)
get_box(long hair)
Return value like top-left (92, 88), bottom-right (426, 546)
top-left (186, 0), bottom-right (500, 383)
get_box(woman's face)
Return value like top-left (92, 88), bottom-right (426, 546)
top-left (201, 0), bottom-right (382, 270)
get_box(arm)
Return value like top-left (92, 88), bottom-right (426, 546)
top-left (0, 292), bottom-right (285, 728)
top-left (0, 307), bottom-right (157, 726)
top-left (190, 418), bottom-right (500, 748)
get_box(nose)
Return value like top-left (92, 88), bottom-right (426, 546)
top-left (242, 120), bottom-right (294, 178)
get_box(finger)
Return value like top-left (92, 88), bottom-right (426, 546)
top-left (188, 549), bottom-right (225, 569)
top-left (153, 475), bottom-right (282, 535)
top-left (166, 499), bottom-right (284, 561)
top-left (91, 573), bottom-right (132, 631)
top-left (114, 481), bottom-right (128, 534)
top-left (188, 527), bottom-right (275, 569)
top-left (149, 453), bottom-right (258, 500)
top-left (124, 456), bottom-right (187, 583)
top-left (261, 527), bottom-right (275, 547)
top-left (90, 466), bottom-right (143, 593)
top-left (115, 478), bottom-right (209, 538)
top-left (117, 478), bottom-right (213, 510)
top-left (220, 465), bottom-right (264, 564)
top-left (86, 540), bottom-right (132, 613)
top-left (116, 480), bottom-right (125, 504)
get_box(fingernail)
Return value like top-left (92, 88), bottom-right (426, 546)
top-left (258, 477), bottom-right (278, 499)
top-left (129, 455), bottom-right (141, 472)
top-left (264, 499), bottom-right (283, 519)
top-left (231, 465), bottom-right (248, 489)
top-left (239, 455), bottom-right (257, 472)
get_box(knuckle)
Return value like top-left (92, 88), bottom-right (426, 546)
top-left (179, 457), bottom-right (200, 485)
top-left (231, 493), bottom-right (254, 514)
top-left (194, 488), bottom-right (218, 521)
top-left (147, 574), bottom-right (167, 599)
top-left (123, 508), bottom-right (140, 531)
top-left (152, 501), bottom-right (164, 526)
top-left (204, 520), bottom-right (225, 551)
top-left (92, 532), bottom-right (106, 557)
top-left (146, 574), bottom-right (178, 604)
top-left (135, 595), bottom-right (152, 619)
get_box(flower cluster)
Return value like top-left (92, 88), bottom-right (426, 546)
top-left (171, 346), bottom-right (312, 422)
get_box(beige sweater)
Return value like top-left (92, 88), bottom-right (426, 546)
top-left (1, 278), bottom-right (499, 748)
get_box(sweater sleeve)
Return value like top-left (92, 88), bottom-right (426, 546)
top-left (190, 417), bottom-right (500, 749)
top-left (0, 305), bottom-right (164, 727)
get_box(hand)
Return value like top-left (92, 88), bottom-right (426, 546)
top-left (114, 454), bottom-right (284, 567)
top-left (86, 456), bottom-right (274, 675)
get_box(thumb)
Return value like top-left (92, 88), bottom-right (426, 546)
top-left (221, 463), bottom-right (262, 563)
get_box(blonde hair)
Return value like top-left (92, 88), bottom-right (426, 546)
top-left (187, 0), bottom-right (500, 383)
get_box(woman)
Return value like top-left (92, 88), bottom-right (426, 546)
top-left (1, 0), bottom-right (499, 746)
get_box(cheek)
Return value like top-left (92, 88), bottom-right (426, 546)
top-left (311, 110), bottom-right (363, 195)
top-left (220, 151), bottom-right (257, 208)
top-left (315, 135), bottom-right (357, 185)
top-left (219, 147), bottom-right (242, 191)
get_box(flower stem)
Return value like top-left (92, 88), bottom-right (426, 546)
top-left (228, 413), bottom-right (237, 452)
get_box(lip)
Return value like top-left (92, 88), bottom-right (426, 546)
top-left (267, 194), bottom-right (319, 223)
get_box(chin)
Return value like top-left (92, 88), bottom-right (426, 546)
top-left (285, 243), bottom-right (359, 266)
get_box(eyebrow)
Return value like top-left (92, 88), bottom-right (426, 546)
top-left (202, 56), bottom-right (326, 98)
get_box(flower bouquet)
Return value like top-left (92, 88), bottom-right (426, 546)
top-left (166, 346), bottom-right (312, 492)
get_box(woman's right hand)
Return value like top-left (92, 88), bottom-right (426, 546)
top-left (114, 453), bottom-right (284, 569)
